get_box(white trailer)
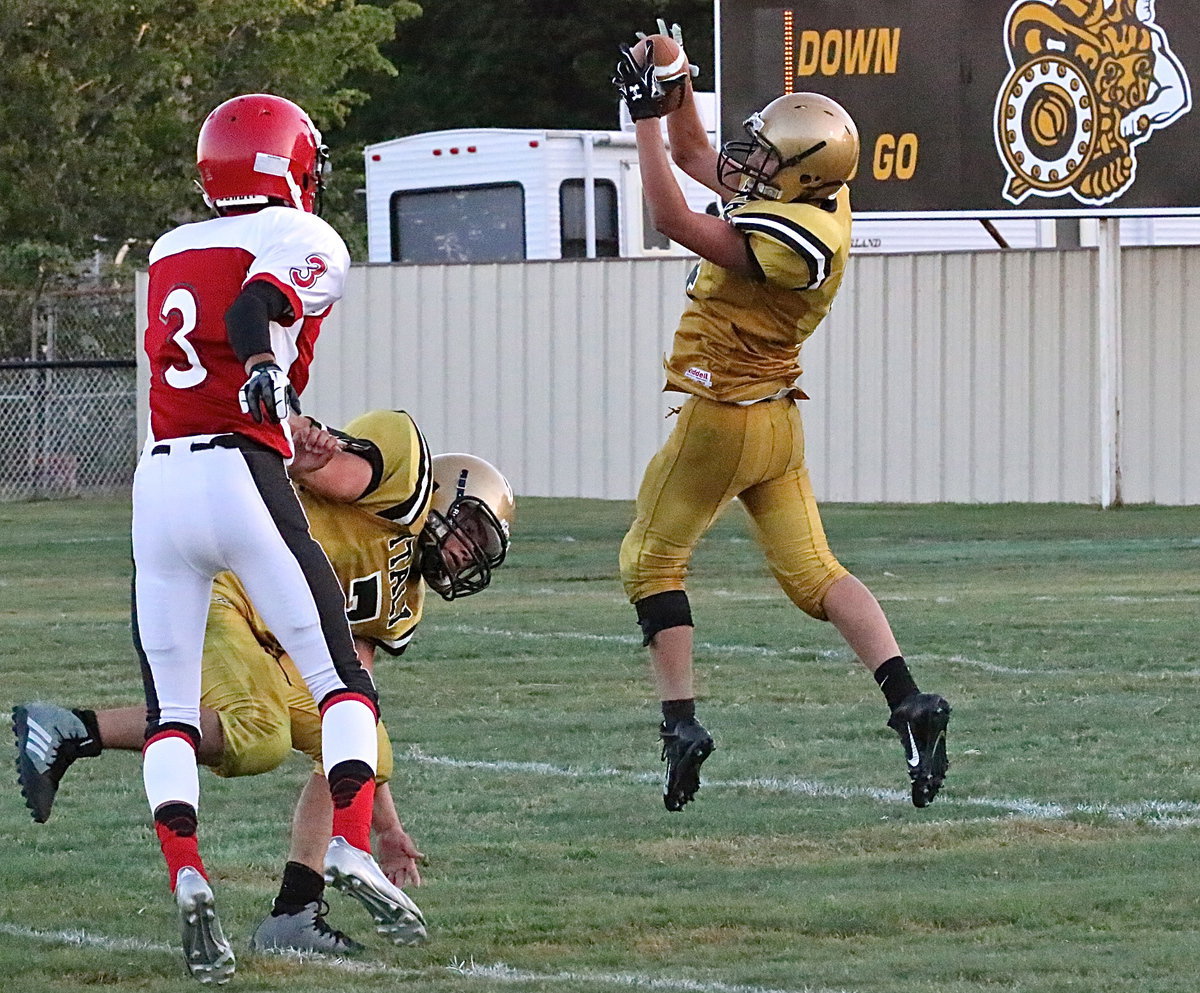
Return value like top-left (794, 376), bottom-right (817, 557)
top-left (364, 126), bottom-right (725, 264)
top-left (363, 96), bottom-right (724, 264)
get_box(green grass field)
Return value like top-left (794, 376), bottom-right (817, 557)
top-left (2, 496), bottom-right (1199, 993)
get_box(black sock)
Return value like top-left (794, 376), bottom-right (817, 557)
top-left (71, 709), bottom-right (105, 756)
top-left (873, 656), bottom-right (919, 711)
top-left (271, 861), bottom-right (325, 916)
top-left (661, 698), bottom-right (696, 728)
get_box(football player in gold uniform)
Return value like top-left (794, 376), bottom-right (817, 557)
top-left (613, 29), bottom-right (950, 813)
top-left (13, 410), bottom-right (514, 953)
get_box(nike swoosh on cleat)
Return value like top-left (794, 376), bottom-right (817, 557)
top-left (905, 726), bottom-right (920, 767)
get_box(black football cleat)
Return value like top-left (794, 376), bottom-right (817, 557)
top-left (660, 717), bottom-right (714, 812)
top-left (887, 692), bottom-right (951, 808)
top-left (12, 702), bottom-right (100, 822)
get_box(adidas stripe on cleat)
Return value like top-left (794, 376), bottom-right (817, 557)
top-left (12, 702), bottom-right (100, 823)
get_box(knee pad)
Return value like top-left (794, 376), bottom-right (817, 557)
top-left (635, 590), bottom-right (694, 647)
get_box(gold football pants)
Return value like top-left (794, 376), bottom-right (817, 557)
top-left (200, 588), bottom-right (393, 782)
top-left (619, 396), bottom-right (848, 619)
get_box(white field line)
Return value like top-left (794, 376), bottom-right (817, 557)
top-left (423, 624), bottom-right (1045, 674)
top-left (427, 624), bottom-right (1200, 679)
top-left (0, 921), bottom-right (174, 954)
top-left (425, 622), bottom-right (1200, 681)
top-left (398, 749), bottom-right (1200, 828)
top-left (448, 958), bottom-right (857, 993)
top-left (0, 923), bottom-right (857, 993)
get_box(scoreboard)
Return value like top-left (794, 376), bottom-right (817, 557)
top-left (716, 0), bottom-right (1200, 217)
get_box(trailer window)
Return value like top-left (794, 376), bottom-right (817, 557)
top-left (559, 179), bottom-right (618, 258)
top-left (390, 183), bottom-right (526, 263)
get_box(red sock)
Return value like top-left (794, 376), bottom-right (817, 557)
top-left (328, 760), bottom-right (375, 852)
top-left (154, 801), bottom-right (206, 890)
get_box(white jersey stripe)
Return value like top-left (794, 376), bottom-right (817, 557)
top-left (731, 213), bottom-right (834, 288)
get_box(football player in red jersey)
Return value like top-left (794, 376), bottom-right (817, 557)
top-left (130, 93), bottom-right (384, 982)
top-left (613, 28), bottom-right (951, 815)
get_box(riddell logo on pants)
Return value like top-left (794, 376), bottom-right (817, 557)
top-left (684, 367), bottom-right (712, 388)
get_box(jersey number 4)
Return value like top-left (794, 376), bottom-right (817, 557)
top-left (161, 285), bottom-right (208, 389)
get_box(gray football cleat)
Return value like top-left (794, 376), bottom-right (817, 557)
top-left (175, 867), bottom-right (235, 984)
top-left (324, 836), bottom-right (428, 945)
top-left (12, 702), bottom-right (100, 822)
top-left (249, 900), bottom-right (363, 955)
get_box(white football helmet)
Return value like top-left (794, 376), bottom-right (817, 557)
top-left (420, 453), bottom-right (515, 600)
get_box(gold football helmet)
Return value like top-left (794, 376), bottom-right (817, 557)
top-left (420, 453), bottom-right (515, 600)
top-left (717, 92), bottom-right (860, 202)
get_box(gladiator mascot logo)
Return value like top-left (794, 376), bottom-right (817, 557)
top-left (994, 0), bottom-right (1190, 205)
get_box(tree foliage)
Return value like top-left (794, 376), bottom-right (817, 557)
top-left (337, 0), bottom-right (715, 145)
top-left (0, 0), bottom-right (417, 275)
top-left (0, 0), bottom-right (717, 284)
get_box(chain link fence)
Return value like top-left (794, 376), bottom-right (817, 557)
top-left (0, 286), bottom-right (137, 500)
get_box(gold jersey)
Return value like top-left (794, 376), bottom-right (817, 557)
top-left (664, 185), bottom-right (852, 403)
top-left (214, 409), bottom-right (434, 656)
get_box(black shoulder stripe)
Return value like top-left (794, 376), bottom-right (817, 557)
top-left (371, 629), bottom-right (415, 657)
top-left (731, 212), bottom-right (835, 288)
top-left (377, 416), bottom-right (433, 525)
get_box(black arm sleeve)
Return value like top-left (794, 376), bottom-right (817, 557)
top-left (225, 280), bottom-right (292, 365)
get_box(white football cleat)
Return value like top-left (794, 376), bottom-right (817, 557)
top-left (324, 836), bottom-right (428, 945)
top-left (174, 867), bottom-right (235, 984)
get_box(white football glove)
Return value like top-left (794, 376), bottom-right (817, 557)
top-left (636, 18), bottom-right (701, 77)
top-left (239, 361), bottom-right (290, 424)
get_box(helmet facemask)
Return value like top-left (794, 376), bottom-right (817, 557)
top-left (717, 114), bottom-right (790, 200)
top-left (419, 495), bottom-right (509, 601)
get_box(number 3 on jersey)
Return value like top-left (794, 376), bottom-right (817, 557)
top-left (161, 285), bottom-right (208, 389)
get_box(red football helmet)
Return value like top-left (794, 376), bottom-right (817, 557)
top-left (196, 93), bottom-right (328, 213)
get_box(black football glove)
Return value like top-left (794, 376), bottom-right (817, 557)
top-left (239, 361), bottom-right (290, 424)
top-left (613, 40), bottom-right (663, 121)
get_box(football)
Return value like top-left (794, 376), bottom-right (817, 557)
top-left (631, 33), bottom-right (690, 113)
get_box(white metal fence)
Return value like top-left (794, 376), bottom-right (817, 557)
top-left (131, 247), bottom-right (1200, 505)
top-left (282, 247), bottom-right (1199, 505)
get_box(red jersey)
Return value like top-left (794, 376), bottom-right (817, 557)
top-left (145, 206), bottom-right (350, 455)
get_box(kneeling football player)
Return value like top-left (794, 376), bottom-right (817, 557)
top-left (13, 409), bottom-right (515, 953)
